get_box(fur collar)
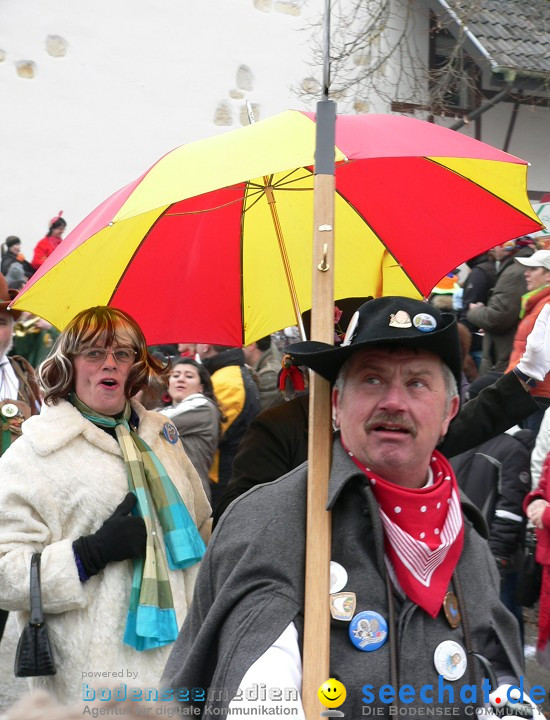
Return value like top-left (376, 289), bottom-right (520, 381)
top-left (21, 398), bottom-right (166, 457)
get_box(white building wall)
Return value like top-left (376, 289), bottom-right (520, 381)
top-left (1, 0), bottom-right (548, 259)
top-left (0, 0), bottom-right (325, 255)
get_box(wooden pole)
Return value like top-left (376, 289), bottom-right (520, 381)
top-left (301, 98), bottom-right (336, 719)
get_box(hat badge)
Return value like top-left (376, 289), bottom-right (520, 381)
top-left (413, 313), bottom-right (437, 333)
top-left (341, 311), bottom-right (360, 347)
top-left (389, 310), bottom-right (412, 329)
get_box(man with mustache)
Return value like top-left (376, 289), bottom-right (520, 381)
top-left (164, 297), bottom-right (545, 717)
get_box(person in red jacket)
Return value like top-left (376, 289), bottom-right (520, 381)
top-left (31, 212), bottom-right (67, 270)
top-left (524, 454), bottom-right (550, 669)
top-left (506, 249), bottom-right (550, 432)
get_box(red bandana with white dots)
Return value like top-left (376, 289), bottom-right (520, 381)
top-left (350, 449), bottom-right (464, 618)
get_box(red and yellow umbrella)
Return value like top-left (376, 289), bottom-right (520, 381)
top-left (13, 110), bottom-right (542, 342)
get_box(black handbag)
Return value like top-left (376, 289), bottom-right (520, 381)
top-left (14, 553), bottom-right (56, 677)
top-left (517, 526), bottom-right (543, 608)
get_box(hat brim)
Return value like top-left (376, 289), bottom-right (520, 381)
top-left (0, 289), bottom-right (22, 320)
top-left (287, 313), bottom-right (461, 387)
top-left (515, 256), bottom-right (549, 268)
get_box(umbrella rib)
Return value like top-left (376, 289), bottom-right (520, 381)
top-left (269, 186), bottom-right (313, 191)
top-left (243, 190), bottom-right (268, 213)
top-left (165, 187), bottom-right (265, 217)
top-left (271, 168), bottom-right (313, 186)
top-left (247, 168), bottom-right (313, 191)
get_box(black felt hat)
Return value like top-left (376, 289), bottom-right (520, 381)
top-left (286, 296), bottom-right (461, 387)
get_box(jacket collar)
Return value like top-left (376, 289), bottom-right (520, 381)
top-left (203, 348), bottom-right (245, 375)
top-left (326, 437), bottom-right (487, 537)
top-left (21, 398), bottom-right (164, 457)
top-left (327, 438), bottom-right (366, 510)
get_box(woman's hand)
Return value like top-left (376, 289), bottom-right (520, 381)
top-left (526, 498), bottom-right (549, 529)
top-left (73, 492), bottom-right (146, 579)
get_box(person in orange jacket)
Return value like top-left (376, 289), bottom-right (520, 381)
top-left (506, 250), bottom-right (550, 432)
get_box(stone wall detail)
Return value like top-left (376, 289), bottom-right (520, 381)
top-left (46, 35), bottom-right (68, 57)
top-left (215, 64), bottom-right (261, 126)
top-left (16, 61), bottom-right (36, 79)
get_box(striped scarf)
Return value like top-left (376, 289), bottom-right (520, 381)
top-left (69, 394), bottom-right (206, 650)
top-left (349, 449), bottom-right (464, 618)
top-left (519, 284), bottom-right (550, 319)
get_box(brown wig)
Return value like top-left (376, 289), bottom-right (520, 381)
top-left (38, 306), bottom-right (169, 405)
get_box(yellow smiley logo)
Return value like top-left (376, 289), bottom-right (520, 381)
top-left (317, 678), bottom-right (347, 709)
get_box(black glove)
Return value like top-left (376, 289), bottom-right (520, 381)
top-left (73, 492), bottom-right (146, 578)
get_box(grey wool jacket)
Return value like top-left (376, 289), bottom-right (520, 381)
top-left (162, 440), bottom-right (524, 716)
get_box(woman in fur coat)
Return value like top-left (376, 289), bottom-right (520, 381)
top-left (0, 307), bottom-right (211, 702)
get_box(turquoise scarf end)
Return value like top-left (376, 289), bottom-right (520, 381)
top-left (124, 605), bottom-right (179, 651)
top-left (164, 527), bottom-right (206, 571)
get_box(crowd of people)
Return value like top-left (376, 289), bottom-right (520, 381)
top-left (1, 228), bottom-right (550, 717)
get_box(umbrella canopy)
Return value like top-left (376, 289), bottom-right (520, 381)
top-left (13, 110), bottom-right (542, 344)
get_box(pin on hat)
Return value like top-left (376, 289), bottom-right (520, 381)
top-left (286, 296), bottom-right (461, 388)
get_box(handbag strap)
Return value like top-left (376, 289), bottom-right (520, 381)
top-left (29, 553), bottom-right (44, 626)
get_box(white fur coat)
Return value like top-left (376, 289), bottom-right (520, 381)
top-left (0, 399), bottom-right (211, 703)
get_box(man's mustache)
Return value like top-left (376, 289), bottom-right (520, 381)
top-left (364, 413), bottom-right (417, 438)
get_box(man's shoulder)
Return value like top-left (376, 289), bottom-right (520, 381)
top-left (211, 363), bottom-right (244, 389)
top-left (251, 395), bottom-right (309, 428)
top-left (216, 462), bottom-right (308, 531)
top-left (496, 260), bottom-right (526, 285)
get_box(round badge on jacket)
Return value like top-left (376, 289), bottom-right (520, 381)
top-left (329, 561), bottom-right (348, 594)
top-left (1, 403), bottom-right (19, 419)
top-left (163, 422), bottom-right (179, 444)
top-left (433, 640), bottom-right (467, 680)
top-left (349, 610), bottom-right (388, 651)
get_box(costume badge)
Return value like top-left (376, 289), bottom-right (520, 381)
top-left (433, 640), bottom-right (467, 680)
top-left (341, 311), bottom-right (359, 347)
top-left (330, 592), bottom-right (356, 621)
top-left (329, 561), bottom-right (348, 594)
top-left (389, 310), bottom-right (412, 328)
top-left (163, 422), bottom-right (179, 444)
top-left (1, 403), bottom-right (19, 419)
top-left (443, 592), bottom-right (461, 629)
top-left (349, 610), bottom-right (388, 651)
top-left (413, 313), bottom-right (437, 332)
